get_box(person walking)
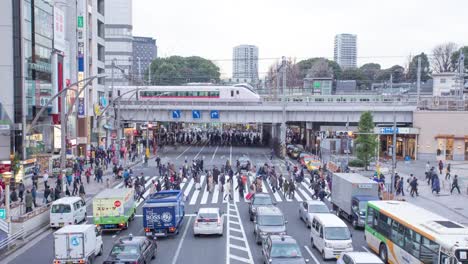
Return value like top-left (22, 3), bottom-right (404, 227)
top-left (72, 178), bottom-right (79, 196)
top-left (25, 189), bottom-right (33, 213)
top-left (78, 182), bottom-right (86, 201)
top-left (288, 179), bottom-right (295, 199)
top-left (223, 178), bottom-right (232, 201)
top-left (451, 175), bottom-right (461, 194)
top-left (43, 185), bottom-right (50, 204)
top-left (32, 173), bottom-right (39, 189)
top-left (410, 176), bottom-right (419, 197)
top-left (445, 163), bottom-right (451, 180)
top-left (31, 185), bottom-right (37, 207)
top-left (43, 170), bottom-right (49, 189)
top-left (18, 181), bottom-right (25, 203)
top-left (398, 177), bottom-right (405, 196)
top-left (438, 160), bottom-right (444, 175)
top-left (432, 174), bottom-right (441, 195)
top-left (219, 174), bottom-right (225, 193)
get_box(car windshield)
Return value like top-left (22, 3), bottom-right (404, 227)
top-left (271, 243), bottom-right (303, 258)
top-left (258, 215), bottom-right (284, 226)
top-left (324, 227), bottom-right (351, 240)
top-left (308, 204), bottom-right (329, 213)
top-left (110, 244), bottom-right (139, 257)
top-left (253, 197), bottom-right (272, 205)
top-left (51, 204), bottom-right (71, 213)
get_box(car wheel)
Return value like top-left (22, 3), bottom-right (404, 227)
top-left (307, 222), bottom-right (311, 229)
top-left (352, 219), bottom-right (358, 229)
top-left (310, 238), bottom-right (314, 249)
top-left (256, 234), bottom-right (261, 245)
top-left (98, 245), bottom-right (103, 256)
top-left (379, 243), bottom-right (388, 264)
top-left (250, 214), bottom-right (253, 221)
top-left (322, 250), bottom-right (326, 260)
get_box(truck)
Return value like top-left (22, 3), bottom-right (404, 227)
top-left (143, 190), bottom-right (185, 238)
top-left (93, 188), bottom-right (136, 230)
top-left (53, 224), bottom-right (103, 264)
top-left (331, 173), bottom-right (379, 229)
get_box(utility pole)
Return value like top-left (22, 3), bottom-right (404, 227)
top-left (280, 56), bottom-right (287, 158)
top-left (148, 66), bottom-right (151, 85)
top-left (390, 110), bottom-right (397, 193)
top-left (416, 56), bottom-right (421, 107)
top-left (346, 115), bottom-right (349, 165)
top-left (137, 57), bottom-right (142, 82)
top-left (111, 59), bottom-right (115, 149)
top-left (282, 56), bottom-right (287, 95)
top-left (459, 51), bottom-right (465, 104)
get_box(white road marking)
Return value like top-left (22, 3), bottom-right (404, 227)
top-left (233, 178), bottom-right (240, 202)
top-left (212, 145), bottom-right (219, 161)
top-left (294, 190), bottom-right (303, 201)
top-left (211, 183), bottom-right (220, 203)
top-left (362, 246), bottom-right (371, 252)
top-left (189, 175), bottom-right (206, 205)
top-left (176, 146), bottom-right (192, 160)
top-left (304, 245), bottom-right (321, 264)
top-left (193, 144), bottom-right (206, 160)
top-left (183, 178), bottom-right (194, 197)
top-left (261, 181), bottom-right (268, 193)
top-left (227, 202), bottom-right (254, 264)
top-left (200, 181), bottom-right (210, 204)
top-left (297, 185), bottom-right (313, 201)
top-left (272, 188), bottom-right (282, 202)
top-left (230, 255), bottom-right (252, 263)
top-left (171, 216), bottom-right (193, 264)
top-left (136, 177), bottom-right (157, 207)
top-left (226, 202), bottom-right (231, 264)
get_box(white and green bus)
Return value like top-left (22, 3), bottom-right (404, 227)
top-left (365, 200), bottom-right (468, 264)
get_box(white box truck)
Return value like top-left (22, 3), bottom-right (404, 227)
top-left (331, 173), bottom-right (379, 229)
top-left (53, 224), bottom-right (103, 264)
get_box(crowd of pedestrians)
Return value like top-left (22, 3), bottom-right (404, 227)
top-left (158, 128), bottom-right (264, 146)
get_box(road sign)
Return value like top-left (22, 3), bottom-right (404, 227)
top-left (77, 16), bottom-right (83, 28)
top-left (0, 208), bottom-right (5, 219)
top-left (172, 110), bottom-right (181, 119)
top-left (192, 110), bottom-right (201, 119)
top-left (379, 127), bottom-right (399, 134)
top-left (210, 110), bottom-right (219, 119)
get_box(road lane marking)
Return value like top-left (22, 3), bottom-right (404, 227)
top-left (304, 245), bottom-right (321, 264)
top-left (176, 146), bottom-right (192, 160)
top-left (230, 145), bottom-right (232, 164)
top-left (193, 144), bottom-right (206, 160)
top-left (212, 145), bottom-right (219, 161)
top-left (362, 246), bottom-right (371, 252)
top-left (183, 178), bottom-right (194, 197)
top-left (212, 183), bottom-right (220, 203)
top-left (189, 175), bottom-right (206, 205)
top-left (230, 255), bottom-right (252, 263)
top-left (226, 202), bottom-right (231, 264)
top-left (297, 185), bottom-right (313, 201)
top-left (200, 180), bottom-right (210, 204)
top-left (272, 188), bottom-right (282, 202)
top-left (227, 201), bottom-right (254, 264)
top-left (233, 178), bottom-right (240, 202)
top-left (171, 215), bottom-right (193, 264)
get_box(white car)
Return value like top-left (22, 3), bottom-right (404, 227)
top-left (298, 200), bottom-right (330, 228)
top-left (337, 252), bottom-right (384, 264)
top-left (193, 208), bottom-right (224, 236)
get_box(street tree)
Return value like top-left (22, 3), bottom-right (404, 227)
top-left (355, 111), bottom-right (377, 170)
top-left (148, 56), bottom-right (220, 85)
top-left (376, 65), bottom-right (406, 83)
top-left (297, 58), bottom-right (342, 79)
top-left (406, 53), bottom-right (431, 82)
top-left (450, 46), bottom-right (468, 73)
top-left (431, 42), bottom-right (458, 73)
top-left (306, 58), bottom-right (334, 78)
top-left (265, 57), bottom-right (303, 91)
top-left (360, 63), bottom-right (381, 82)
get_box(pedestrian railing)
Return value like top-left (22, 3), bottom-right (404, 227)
top-left (0, 227), bottom-right (25, 251)
top-left (11, 204), bottom-right (50, 223)
top-left (0, 219), bottom-right (9, 233)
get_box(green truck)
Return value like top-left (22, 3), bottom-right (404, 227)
top-left (93, 188), bottom-right (136, 230)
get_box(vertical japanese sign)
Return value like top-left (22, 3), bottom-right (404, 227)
top-left (53, 8), bottom-right (65, 51)
top-left (77, 11), bottom-right (85, 117)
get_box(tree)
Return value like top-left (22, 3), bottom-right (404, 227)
top-left (265, 57), bottom-right (303, 91)
top-left (360, 63), bottom-right (381, 82)
top-left (355, 111), bottom-right (377, 170)
top-left (431, 42), bottom-right (458, 73)
top-left (306, 58), bottom-right (333, 78)
top-left (451, 46), bottom-right (468, 74)
top-left (148, 56), bottom-right (220, 85)
top-left (406, 53), bottom-right (431, 82)
top-left (376, 65), bottom-right (406, 83)
top-left (297, 58), bottom-right (342, 79)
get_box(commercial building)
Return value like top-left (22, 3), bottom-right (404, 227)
top-left (303, 77), bottom-right (333, 95)
top-left (233, 45), bottom-right (259, 85)
top-left (334, 34), bottom-right (357, 69)
top-left (105, 0), bottom-right (133, 87)
top-left (432, 72), bottom-right (460, 96)
top-left (132, 36), bottom-right (157, 82)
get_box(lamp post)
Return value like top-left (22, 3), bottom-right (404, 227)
top-left (2, 171), bottom-right (12, 225)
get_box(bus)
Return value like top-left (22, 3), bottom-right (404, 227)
top-left (365, 200), bottom-right (468, 264)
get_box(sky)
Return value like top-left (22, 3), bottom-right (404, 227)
top-left (133, 0), bottom-right (466, 78)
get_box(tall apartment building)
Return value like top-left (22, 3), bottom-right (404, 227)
top-left (105, 0), bottom-right (133, 87)
top-left (334, 34), bottom-right (357, 69)
top-left (132, 36), bottom-right (157, 82)
top-left (233, 45), bottom-right (259, 85)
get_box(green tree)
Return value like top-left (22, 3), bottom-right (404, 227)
top-left (407, 53), bottom-right (431, 82)
top-left (376, 65), bottom-right (406, 83)
top-left (148, 56), bottom-right (220, 85)
top-left (297, 58), bottom-right (342, 79)
top-left (360, 63), bottom-right (381, 82)
top-left (355, 111), bottom-right (377, 170)
top-left (451, 46), bottom-right (468, 74)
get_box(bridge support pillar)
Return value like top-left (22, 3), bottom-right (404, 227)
top-left (270, 123), bottom-right (286, 159)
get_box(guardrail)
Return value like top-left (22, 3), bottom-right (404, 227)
top-left (0, 219), bottom-right (9, 233)
top-left (0, 227), bottom-right (25, 251)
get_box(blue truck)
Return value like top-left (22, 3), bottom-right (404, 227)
top-left (143, 190), bottom-right (185, 238)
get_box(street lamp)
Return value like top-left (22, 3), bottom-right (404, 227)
top-left (1, 171), bottom-right (12, 225)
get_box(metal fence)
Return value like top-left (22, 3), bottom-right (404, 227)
top-left (0, 227), bottom-right (25, 251)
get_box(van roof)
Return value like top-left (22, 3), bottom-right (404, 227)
top-left (314, 214), bottom-right (347, 227)
top-left (333, 173), bottom-right (376, 184)
top-left (52, 196), bottom-right (83, 204)
top-left (54, 224), bottom-right (95, 234)
top-left (257, 206), bottom-right (283, 216)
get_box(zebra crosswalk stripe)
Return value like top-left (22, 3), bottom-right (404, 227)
top-left (189, 175), bottom-right (205, 205)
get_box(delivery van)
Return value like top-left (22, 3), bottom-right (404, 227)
top-left (310, 214), bottom-right (353, 260)
top-left (50, 197), bottom-right (87, 228)
top-left (93, 188), bottom-right (136, 230)
top-left (53, 224), bottom-right (103, 264)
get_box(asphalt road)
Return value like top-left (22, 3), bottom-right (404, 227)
top-left (3, 145), bottom-right (371, 264)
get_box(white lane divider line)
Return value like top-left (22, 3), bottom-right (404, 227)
top-left (272, 189), bottom-right (282, 203)
top-left (183, 178), bottom-right (194, 197)
top-left (171, 216), bottom-right (193, 264)
top-left (189, 175), bottom-right (206, 205)
top-left (212, 145), bottom-right (219, 161)
top-left (362, 246), bottom-right (371, 252)
top-left (226, 202), bottom-right (231, 264)
top-left (176, 146), bottom-right (192, 160)
top-left (233, 178), bottom-right (240, 202)
top-left (193, 143), bottom-right (206, 160)
top-left (303, 245), bottom-right (321, 264)
top-left (227, 201), bottom-right (254, 264)
top-left (294, 190), bottom-right (303, 202)
top-left (211, 183), bottom-right (220, 204)
top-left (200, 180), bottom-right (210, 204)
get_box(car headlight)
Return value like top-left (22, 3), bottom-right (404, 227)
top-left (347, 242), bottom-right (353, 248)
top-left (260, 231), bottom-right (267, 236)
top-left (325, 242), bottom-right (333, 248)
top-left (279, 232), bottom-right (286, 235)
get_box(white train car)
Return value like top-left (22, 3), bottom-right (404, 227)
top-left (115, 83), bottom-right (261, 102)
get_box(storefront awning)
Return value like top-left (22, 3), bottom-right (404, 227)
top-left (434, 134), bottom-right (454, 139)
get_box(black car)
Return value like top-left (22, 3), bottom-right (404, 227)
top-left (249, 193), bottom-right (275, 221)
top-left (262, 235), bottom-right (309, 264)
top-left (104, 235), bottom-right (157, 264)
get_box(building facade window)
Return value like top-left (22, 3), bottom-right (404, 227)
top-left (437, 138), bottom-right (454, 160)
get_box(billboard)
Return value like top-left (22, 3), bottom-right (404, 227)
top-left (78, 98), bottom-right (85, 118)
top-left (53, 7), bottom-right (66, 52)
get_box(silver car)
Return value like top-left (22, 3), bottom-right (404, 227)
top-left (254, 207), bottom-right (287, 245)
top-left (298, 200), bottom-right (330, 228)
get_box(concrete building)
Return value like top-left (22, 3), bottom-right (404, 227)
top-left (432, 72), bottom-right (460, 96)
top-left (414, 111), bottom-right (468, 161)
top-left (335, 80), bottom-right (357, 94)
top-left (105, 0), bottom-right (133, 87)
top-left (334, 34), bottom-right (357, 69)
top-left (233, 45), bottom-right (259, 85)
top-left (303, 77), bottom-right (333, 95)
top-left (132, 36), bottom-right (157, 82)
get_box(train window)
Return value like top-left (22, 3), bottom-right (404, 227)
top-left (236, 90), bottom-right (239, 95)
top-left (231, 90), bottom-right (234, 97)
top-left (328, 98), bottom-right (333, 102)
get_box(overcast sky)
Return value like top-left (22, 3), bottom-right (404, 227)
top-left (133, 0), bottom-right (466, 78)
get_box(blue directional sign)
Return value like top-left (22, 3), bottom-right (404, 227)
top-left (380, 127), bottom-right (399, 134)
top-left (172, 110), bottom-right (181, 119)
top-left (210, 110), bottom-right (219, 119)
top-left (0, 208), bottom-right (5, 220)
top-left (192, 110), bottom-right (201, 119)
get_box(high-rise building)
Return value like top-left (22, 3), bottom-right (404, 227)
top-left (105, 0), bottom-right (133, 87)
top-left (334, 34), bottom-right (357, 69)
top-left (233, 45), bottom-right (259, 85)
top-left (132, 36), bottom-right (157, 82)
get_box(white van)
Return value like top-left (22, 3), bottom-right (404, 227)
top-left (50, 197), bottom-right (87, 228)
top-left (310, 214), bottom-right (353, 260)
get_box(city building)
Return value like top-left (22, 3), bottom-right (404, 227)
top-left (303, 77), bottom-right (333, 95)
top-left (233, 45), bottom-right (259, 85)
top-left (334, 34), bottom-right (357, 69)
top-left (432, 72), bottom-right (460, 96)
top-left (105, 0), bottom-right (133, 87)
top-left (335, 80), bottom-right (357, 94)
top-left (132, 36), bottom-right (157, 82)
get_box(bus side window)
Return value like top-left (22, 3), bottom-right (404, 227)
top-left (366, 207), bottom-right (374, 226)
